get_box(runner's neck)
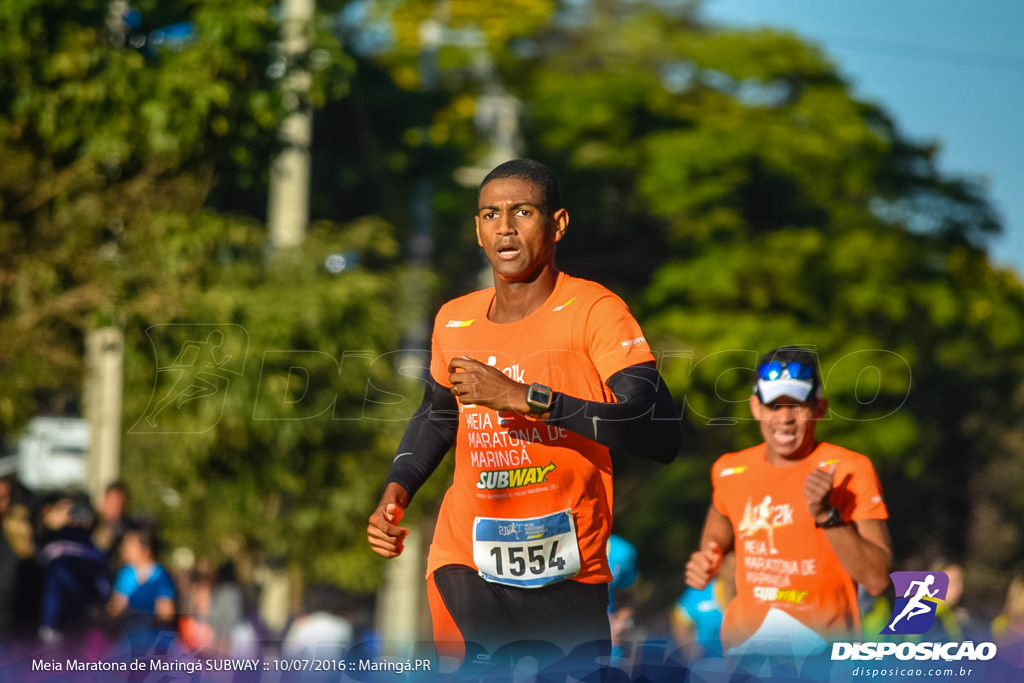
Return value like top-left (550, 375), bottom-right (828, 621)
top-left (488, 267), bottom-right (560, 324)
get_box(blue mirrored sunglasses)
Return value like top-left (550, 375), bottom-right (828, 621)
top-left (757, 360), bottom-right (815, 382)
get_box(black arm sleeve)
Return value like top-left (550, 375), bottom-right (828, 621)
top-left (385, 375), bottom-right (460, 501)
top-left (546, 361), bottom-right (681, 463)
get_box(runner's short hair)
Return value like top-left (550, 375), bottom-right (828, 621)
top-left (479, 159), bottom-right (561, 214)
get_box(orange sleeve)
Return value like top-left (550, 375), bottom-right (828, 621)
top-left (429, 310), bottom-right (450, 388)
top-left (710, 458), bottom-right (731, 519)
top-left (584, 294), bottom-right (656, 382)
top-left (841, 455), bottom-right (889, 522)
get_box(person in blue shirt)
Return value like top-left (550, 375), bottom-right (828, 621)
top-left (607, 534), bottom-right (638, 659)
top-left (107, 521), bottom-right (176, 639)
top-left (607, 534), bottom-right (638, 612)
top-left (672, 552), bottom-right (735, 661)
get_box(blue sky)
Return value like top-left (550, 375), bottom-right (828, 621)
top-left (700, 0), bottom-right (1024, 276)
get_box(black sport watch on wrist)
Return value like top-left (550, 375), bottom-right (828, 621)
top-left (815, 506), bottom-right (845, 529)
top-left (525, 383), bottom-right (553, 415)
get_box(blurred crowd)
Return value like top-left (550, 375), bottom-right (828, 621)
top-left (0, 477), bottom-right (375, 661)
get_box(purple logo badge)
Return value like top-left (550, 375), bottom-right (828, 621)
top-left (882, 571), bottom-right (949, 635)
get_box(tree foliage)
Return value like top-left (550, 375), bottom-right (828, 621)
top-left (0, 0), bottom-right (421, 591)
top-left (0, 0), bottom-right (349, 424)
top-left (120, 220), bottom-right (432, 589)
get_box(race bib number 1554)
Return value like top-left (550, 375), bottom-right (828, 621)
top-left (473, 509), bottom-right (581, 588)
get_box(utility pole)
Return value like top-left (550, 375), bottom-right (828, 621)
top-left (453, 50), bottom-right (522, 188)
top-left (255, 0), bottom-right (317, 638)
top-left (84, 327), bottom-right (124, 504)
top-left (267, 0), bottom-right (315, 251)
top-left (374, 523), bottom-right (424, 656)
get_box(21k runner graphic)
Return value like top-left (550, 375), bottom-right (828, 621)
top-left (883, 571), bottom-right (949, 635)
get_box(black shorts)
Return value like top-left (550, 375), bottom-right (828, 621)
top-left (428, 564), bottom-right (611, 661)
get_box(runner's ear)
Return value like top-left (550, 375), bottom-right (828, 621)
top-left (551, 208), bottom-right (569, 243)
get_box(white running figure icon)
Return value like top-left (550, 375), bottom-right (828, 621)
top-left (888, 574), bottom-right (940, 631)
top-left (745, 495), bottom-right (779, 555)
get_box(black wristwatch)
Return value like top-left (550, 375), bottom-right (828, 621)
top-left (815, 506), bottom-right (845, 529)
top-left (525, 383), bottom-right (553, 415)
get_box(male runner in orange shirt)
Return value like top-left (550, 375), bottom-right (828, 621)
top-left (685, 347), bottom-right (892, 656)
top-left (367, 159), bottom-right (680, 660)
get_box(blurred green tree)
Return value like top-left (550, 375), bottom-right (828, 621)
top-left (0, 0), bottom-right (348, 427)
top-left (120, 219), bottom-right (434, 591)
top-left (0, 0), bottom-right (436, 591)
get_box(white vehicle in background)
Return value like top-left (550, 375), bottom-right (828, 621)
top-left (13, 416), bottom-right (90, 491)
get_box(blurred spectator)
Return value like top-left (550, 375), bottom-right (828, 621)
top-left (208, 560), bottom-right (244, 654)
top-left (858, 585), bottom-right (893, 639)
top-left (35, 492), bottom-right (69, 544)
top-left (282, 583), bottom-right (354, 660)
top-left (0, 477), bottom-right (11, 517)
top-left (991, 574), bottom-right (1024, 645)
top-left (107, 520), bottom-right (176, 645)
top-left (0, 477), bottom-right (38, 639)
top-left (672, 552), bottom-right (735, 661)
top-left (927, 561), bottom-right (969, 641)
top-left (179, 559), bottom-right (216, 652)
top-left (93, 481), bottom-right (132, 562)
top-left (36, 493), bottom-right (111, 644)
top-left (181, 558), bottom-right (245, 655)
top-left (606, 534), bottom-right (638, 659)
top-left (0, 477), bottom-right (18, 637)
top-left (608, 534), bottom-right (638, 607)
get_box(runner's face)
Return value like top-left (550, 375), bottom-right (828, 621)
top-left (475, 178), bottom-right (567, 284)
top-left (750, 394), bottom-right (827, 462)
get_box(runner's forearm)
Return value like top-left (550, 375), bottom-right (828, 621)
top-left (385, 376), bottom-right (459, 501)
top-left (546, 362), bottom-right (681, 463)
top-left (822, 518), bottom-right (892, 595)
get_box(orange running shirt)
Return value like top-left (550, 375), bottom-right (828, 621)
top-left (426, 272), bottom-right (655, 586)
top-left (711, 442), bottom-right (888, 646)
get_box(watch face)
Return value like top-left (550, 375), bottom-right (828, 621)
top-left (527, 384), bottom-right (552, 413)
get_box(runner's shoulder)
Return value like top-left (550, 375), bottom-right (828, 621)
top-left (710, 445), bottom-right (764, 483)
top-left (811, 442), bottom-right (878, 473)
top-left (435, 288), bottom-right (494, 326)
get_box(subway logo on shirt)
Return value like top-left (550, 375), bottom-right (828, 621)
top-left (476, 463), bottom-right (557, 490)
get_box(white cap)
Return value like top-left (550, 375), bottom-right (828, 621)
top-left (755, 377), bottom-right (817, 404)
